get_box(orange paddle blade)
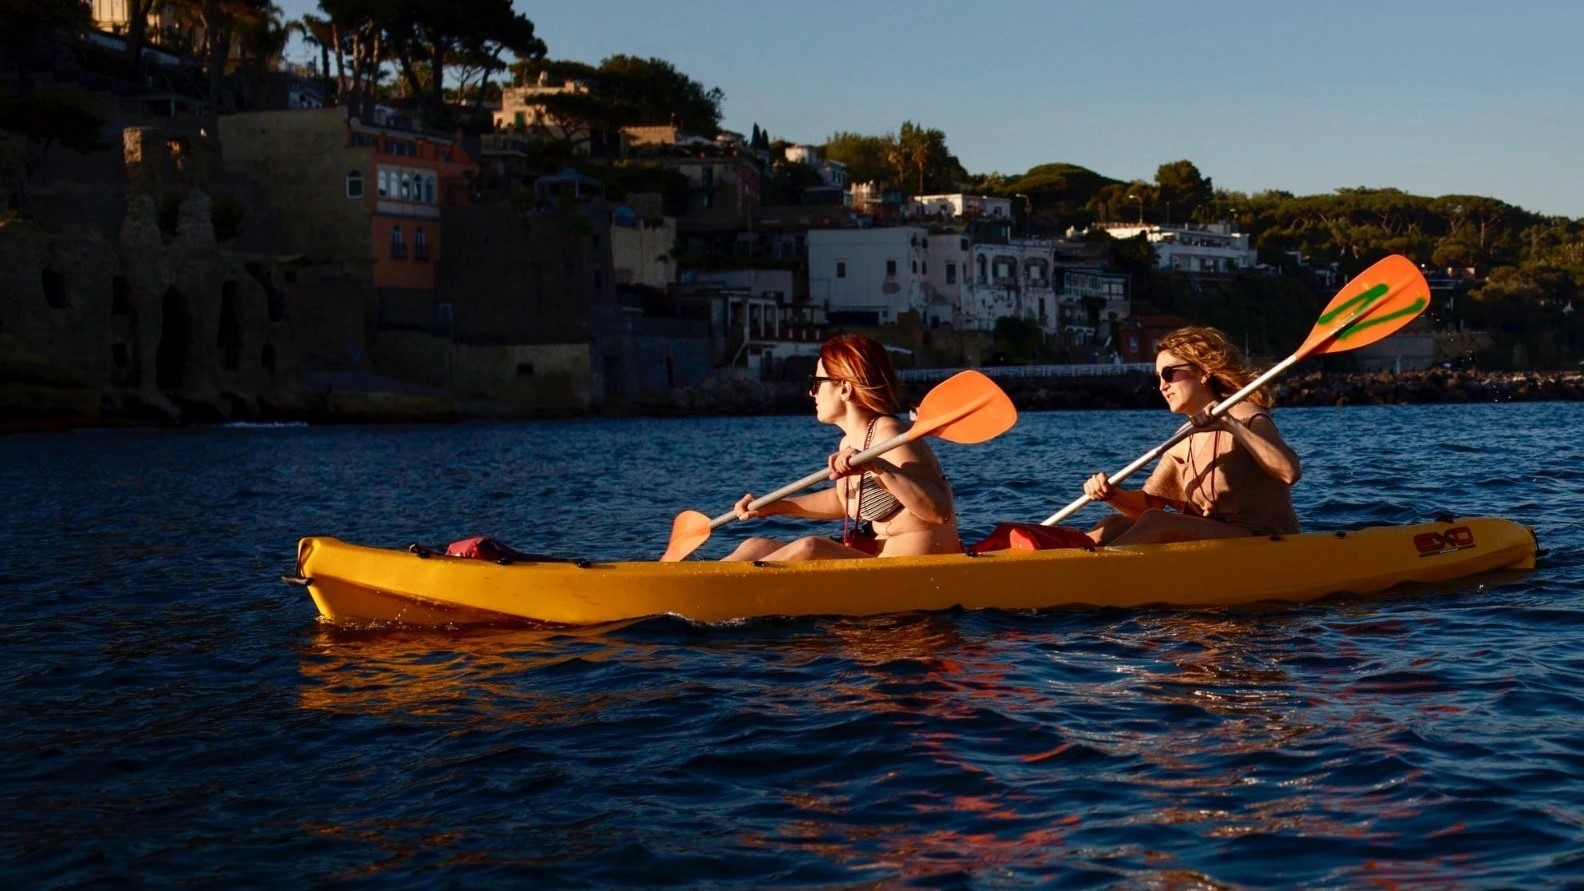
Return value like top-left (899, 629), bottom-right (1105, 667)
top-left (1298, 254), bottom-right (1431, 357)
top-left (914, 370), bottom-right (1018, 444)
top-left (659, 510), bottom-right (712, 562)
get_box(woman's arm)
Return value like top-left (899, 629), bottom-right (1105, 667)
top-left (735, 484), bottom-right (844, 521)
top-left (1086, 466), bottom-right (1187, 519)
top-left (852, 441), bottom-right (955, 524)
top-left (1212, 407), bottom-right (1302, 485)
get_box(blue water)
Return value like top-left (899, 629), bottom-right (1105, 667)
top-left (3, 402), bottom-right (1582, 888)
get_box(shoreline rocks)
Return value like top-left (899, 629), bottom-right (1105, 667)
top-left (5, 366), bottom-right (1583, 432)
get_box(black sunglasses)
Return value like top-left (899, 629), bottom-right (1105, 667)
top-left (1158, 363), bottom-right (1197, 383)
top-left (806, 375), bottom-right (841, 397)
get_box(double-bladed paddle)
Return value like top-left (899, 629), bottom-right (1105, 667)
top-left (1041, 253), bottom-right (1431, 527)
top-left (660, 369), bottom-right (1017, 562)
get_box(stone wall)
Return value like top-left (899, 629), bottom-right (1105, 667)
top-left (0, 126), bottom-right (307, 426)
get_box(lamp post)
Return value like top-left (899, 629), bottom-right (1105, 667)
top-left (1127, 193), bottom-right (1143, 224)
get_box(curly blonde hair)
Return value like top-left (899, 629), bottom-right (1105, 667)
top-left (820, 334), bottom-right (903, 414)
top-left (1156, 326), bottom-right (1273, 408)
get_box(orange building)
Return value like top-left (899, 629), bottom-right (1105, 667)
top-left (349, 115), bottom-right (476, 293)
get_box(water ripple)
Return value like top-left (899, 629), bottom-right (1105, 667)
top-left (2, 403), bottom-right (1582, 886)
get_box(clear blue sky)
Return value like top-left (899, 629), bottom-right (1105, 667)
top-left (277, 1), bottom-right (1584, 218)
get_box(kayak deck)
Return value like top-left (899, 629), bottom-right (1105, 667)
top-left (291, 517), bottom-right (1537, 628)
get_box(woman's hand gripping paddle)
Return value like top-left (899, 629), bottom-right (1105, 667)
top-left (660, 370), bottom-right (1017, 561)
top-left (1041, 253), bottom-right (1430, 527)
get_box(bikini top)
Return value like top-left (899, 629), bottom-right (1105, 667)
top-left (851, 417), bottom-right (903, 523)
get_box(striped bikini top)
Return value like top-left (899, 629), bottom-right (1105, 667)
top-left (852, 417), bottom-right (903, 523)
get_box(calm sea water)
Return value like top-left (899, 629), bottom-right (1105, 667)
top-left (3, 402), bottom-right (1582, 888)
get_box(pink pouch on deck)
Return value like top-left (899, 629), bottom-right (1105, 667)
top-left (445, 536), bottom-right (514, 561)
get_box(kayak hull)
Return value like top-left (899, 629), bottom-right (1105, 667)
top-left (293, 517), bottom-right (1537, 627)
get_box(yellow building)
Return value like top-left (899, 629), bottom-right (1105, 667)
top-left (492, 75), bottom-right (590, 146)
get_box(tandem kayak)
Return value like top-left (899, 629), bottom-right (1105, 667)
top-left (288, 517), bottom-right (1537, 627)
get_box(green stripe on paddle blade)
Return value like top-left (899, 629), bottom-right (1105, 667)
top-left (1299, 254), bottom-right (1431, 357)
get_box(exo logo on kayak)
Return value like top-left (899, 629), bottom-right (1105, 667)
top-left (1414, 526), bottom-right (1476, 557)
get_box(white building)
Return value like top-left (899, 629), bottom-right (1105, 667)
top-left (1058, 268), bottom-right (1131, 348)
top-left (807, 228), bottom-right (929, 325)
top-left (910, 193), bottom-right (1013, 220)
top-left (957, 239), bottom-right (1060, 333)
top-left (922, 232), bottom-right (971, 330)
top-left (1102, 222), bottom-right (1256, 273)
top-left (784, 145), bottom-right (848, 189)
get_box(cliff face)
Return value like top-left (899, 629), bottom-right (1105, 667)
top-left (1, 126), bottom-right (303, 426)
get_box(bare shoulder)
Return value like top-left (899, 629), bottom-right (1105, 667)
top-left (874, 414), bottom-right (909, 437)
top-left (1227, 402), bottom-right (1277, 424)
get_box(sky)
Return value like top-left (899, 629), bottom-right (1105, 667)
top-left (275, 1), bottom-right (1584, 218)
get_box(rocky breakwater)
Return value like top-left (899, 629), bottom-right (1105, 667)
top-left (1280, 368), bottom-right (1584, 406)
top-left (992, 367), bottom-right (1584, 412)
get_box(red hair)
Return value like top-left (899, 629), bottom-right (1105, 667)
top-left (820, 334), bottom-right (902, 414)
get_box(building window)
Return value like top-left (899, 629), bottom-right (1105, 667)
top-left (836, 261), bottom-right (846, 278)
top-left (514, 111), bottom-right (526, 127)
top-left (885, 259), bottom-right (897, 277)
top-left (391, 225), bottom-right (405, 258)
top-left (346, 169), bottom-right (363, 198)
top-left (945, 263), bottom-right (956, 284)
top-left (424, 176), bottom-right (435, 204)
top-left (414, 227), bottom-right (428, 261)
top-left (377, 170), bottom-right (388, 197)
top-left (399, 172), bottom-right (411, 200)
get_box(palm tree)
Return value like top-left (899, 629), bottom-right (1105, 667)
top-left (233, 2), bottom-right (293, 109)
top-left (298, 12), bottom-right (334, 94)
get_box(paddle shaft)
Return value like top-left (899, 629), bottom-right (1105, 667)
top-left (1041, 350), bottom-right (1305, 525)
top-left (703, 426), bottom-right (926, 531)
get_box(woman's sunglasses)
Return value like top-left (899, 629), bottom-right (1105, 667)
top-left (806, 375), bottom-right (842, 397)
top-left (1158, 363), bottom-right (1197, 383)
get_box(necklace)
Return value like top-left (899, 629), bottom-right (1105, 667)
top-left (1186, 427), bottom-right (1222, 511)
top-left (843, 417), bottom-right (880, 535)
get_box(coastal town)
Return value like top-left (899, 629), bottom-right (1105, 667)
top-left (4, 1), bottom-right (1583, 428)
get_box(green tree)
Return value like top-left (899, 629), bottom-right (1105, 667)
top-left (317, 0), bottom-right (388, 117)
top-left (591, 54), bottom-right (723, 134)
top-left (1155, 159), bottom-right (1212, 223)
top-left (512, 54), bottom-right (723, 150)
top-left (822, 130), bottom-right (893, 185)
top-left (1004, 162), bottom-right (1116, 230)
top-left (377, 0), bottom-right (544, 127)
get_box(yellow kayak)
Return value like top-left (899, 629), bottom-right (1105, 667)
top-left (288, 517), bottom-right (1536, 627)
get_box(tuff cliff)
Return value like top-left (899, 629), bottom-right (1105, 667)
top-left (1, 126), bottom-right (305, 427)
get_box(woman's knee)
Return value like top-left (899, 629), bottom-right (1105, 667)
top-left (722, 536), bottom-right (782, 562)
top-left (1088, 512), bottom-right (1135, 545)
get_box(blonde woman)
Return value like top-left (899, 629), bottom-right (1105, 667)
top-left (722, 334), bottom-right (959, 561)
top-left (1084, 326), bottom-right (1301, 545)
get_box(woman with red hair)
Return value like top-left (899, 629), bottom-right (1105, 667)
top-left (722, 334), bottom-right (960, 561)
